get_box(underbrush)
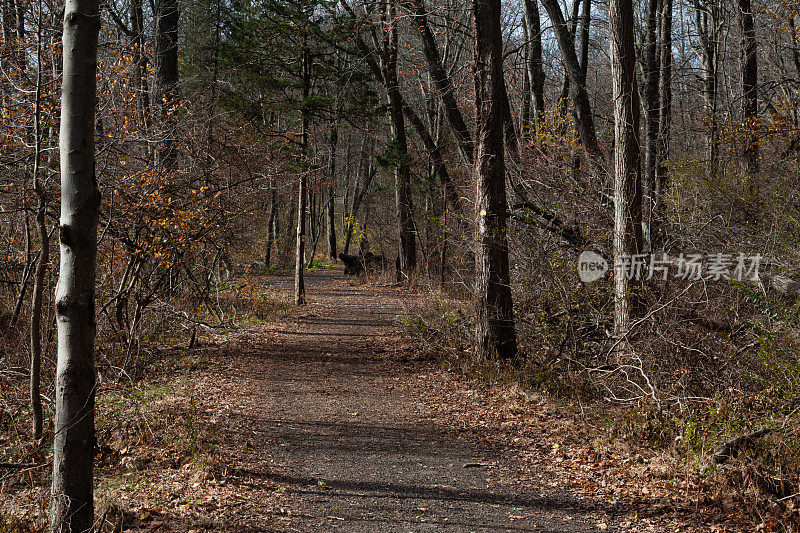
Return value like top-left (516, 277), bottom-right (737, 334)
top-left (0, 272), bottom-right (291, 531)
top-left (0, 345), bottom-right (222, 532)
top-left (403, 268), bottom-right (800, 529)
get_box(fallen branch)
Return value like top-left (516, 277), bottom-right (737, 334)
top-left (711, 428), bottom-right (772, 465)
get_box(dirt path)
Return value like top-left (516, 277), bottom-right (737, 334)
top-left (190, 270), bottom-right (597, 532)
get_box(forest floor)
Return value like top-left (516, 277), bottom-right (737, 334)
top-left (2, 270), bottom-right (754, 531)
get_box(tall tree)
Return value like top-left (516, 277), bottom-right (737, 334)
top-left (656, 0), bottom-right (672, 221)
top-left (29, 0), bottom-right (46, 443)
top-left (338, 0), bottom-right (463, 215)
top-left (693, 0), bottom-right (720, 182)
top-left (642, 0), bottom-right (661, 248)
top-left (610, 0), bottom-right (643, 338)
top-left (382, 0), bottom-right (416, 277)
top-left (738, 0), bottom-right (758, 177)
top-left (2, 0), bottom-right (16, 43)
top-left (522, 0), bottom-right (545, 139)
top-left (154, 0), bottom-right (180, 169)
top-left (406, 0), bottom-right (473, 165)
top-left (472, 0), bottom-right (517, 361)
top-left (540, 0), bottom-right (600, 155)
top-left (50, 0), bottom-right (100, 530)
top-left (295, 30), bottom-right (311, 306)
top-left (327, 120), bottom-right (338, 259)
top-left (131, 0), bottom-right (150, 131)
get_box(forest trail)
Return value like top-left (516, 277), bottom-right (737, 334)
top-left (191, 270), bottom-right (597, 532)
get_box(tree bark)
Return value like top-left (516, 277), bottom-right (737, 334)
top-left (265, 185), bottom-right (276, 266)
top-left (656, 0), bottom-right (672, 220)
top-left (51, 1), bottom-right (100, 530)
top-left (642, 0), bottom-right (661, 249)
top-left (30, 2), bottom-right (46, 443)
top-left (295, 38), bottom-right (310, 305)
top-left (295, 171), bottom-right (307, 303)
top-left (383, 0), bottom-right (416, 277)
top-left (578, 0), bottom-right (591, 81)
top-left (30, 185), bottom-right (46, 444)
top-left (522, 0), bottom-right (545, 138)
top-left (131, 0), bottom-right (150, 132)
top-left (2, 0), bottom-right (16, 43)
top-left (610, 0), bottom-right (643, 338)
top-left (472, 0), bottom-right (517, 361)
top-left (154, 0), bottom-right (179, 170)
top-left (556, 0), bottom-right (581, 122)
top-left (13, 0), bottom-right (22, 40)
top-left (327, 121), bottom-right (338, 259)
top-left (737, 0), bottom-right (758, 177)
top-left (693, 0), bottom-right (719, 182)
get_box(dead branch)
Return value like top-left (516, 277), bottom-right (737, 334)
top-left (711, 428), bottom-right (772, 465)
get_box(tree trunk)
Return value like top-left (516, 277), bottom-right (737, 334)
top-left (327, 121), bottom-right (338, 259)
top-left (642, 0), bottom-right (661, 249)
top-left (383, 0), bottom-right (416, 278)
top-left (265, 186), bottom-right (276, 266)
top-left (540, 0), bottom-right (601, 155)
top-left (30, 4), bottom-right (46, 443)
top-left (610, 0), bottom-right (643, 338)
top-left (154, 0), bottom-right (179, 170)
top-left (295, 172), bottom-right (307, 303)
top-left (13, 0), bottom-right (22, 40)
top-left (738, 0), bottom-right (758, 177)
top-left (521, 25), bottom-right (531, 135)
top-left (131, 0), bottom-right (150, 132)
top-left (472, 0), bottom-right (517, 361)
top-left (655, 0), bottom-right (672, 226)
top-left (344, 156), bottom-right (376, 256)
top-left (694, 1), bottom-right (719, 182)
top-left (30, 186), bottom-right (46, 444)
top-left (2, 0), bottom-right (16, 43)
top-left (307, 187), bottom-right (318, 267)
top-left (578, 0), bottom-right (591, 81)
top-left (523, 0), bottom-right (545, 138)
top-left (51, 1), bottom-right (100, 530)
top-left (295, 39), bottom-right (310, 305)
top-left (557, 0), bottom-right (581, 124)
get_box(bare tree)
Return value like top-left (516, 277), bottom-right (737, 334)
top-left (692, 0), bottom-right (721, 182)
top-left (656, 0), bottom-right (672, 220)
top-left (382, 0), bottom-right (416, 277)
top-left (642, 0), bottom-right (661, 248)
top-left (295, 35), bottom-right (311, 306)
top-left (473, 0), bottom-right (517, 361)
top-left (540, 0), bottom-right (600, 155)
top-left (523, 0), bottom-right (545, 139)
top-left (406, 0), bottom-right (474, 166)
top-left (30, 0), bottom-right (46, 443)
top-left (50, 0), bottom-right (101, 530)
top-left (738, 0), bottom-right (758, 178)
top-left (154, 0), bottom-right (179, 170)
top-left (610, 0), bottom-right (643, 338)
top-left (327, 120), bottom-right (338, 260)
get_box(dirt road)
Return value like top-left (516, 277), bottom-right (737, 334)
top-left (191, 270), bottom-right (595, 532)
